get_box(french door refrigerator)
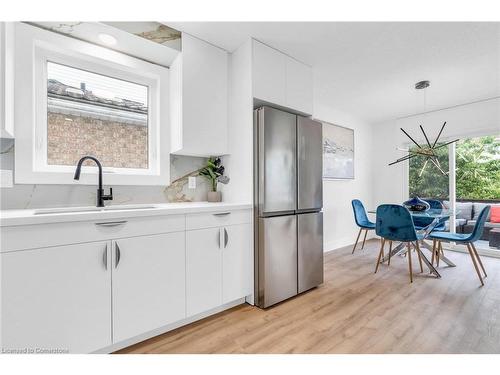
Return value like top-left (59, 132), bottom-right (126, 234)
top-left (254, 106), bottom-right (323, 308)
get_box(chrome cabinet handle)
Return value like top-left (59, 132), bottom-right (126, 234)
top-left (213, 212), bottom-right (231, 217)
top-left (95, 221), bottom-right (127, 227)
top-left (115, 243), bottom-right (121, 268)
top-left (103, 244), bottom-right (108, 270)
top-left (224, 228), bottom-right (228, 248)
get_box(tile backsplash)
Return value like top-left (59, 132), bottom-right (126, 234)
top-left (165, 155), bottom-right (210, 203)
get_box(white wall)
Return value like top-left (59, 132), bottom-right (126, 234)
top-left (372, 97), bottom-right (500, 207)
top-left (313, 76), bottom-right (375, 251)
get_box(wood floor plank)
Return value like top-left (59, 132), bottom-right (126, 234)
top-left (116, 240), bottom-right (500, 354)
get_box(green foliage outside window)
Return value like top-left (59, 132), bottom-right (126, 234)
top-left (408, 135), bottom-right (500, 200)
top-left (409, 144), bottom-right (449, 199)
top-left (456, 136), bottom-right (500, 200)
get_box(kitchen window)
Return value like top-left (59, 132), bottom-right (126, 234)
top-left (14, 23), bottom-right (169, 185)
top-left (46, 62), bottom-right (150, 170)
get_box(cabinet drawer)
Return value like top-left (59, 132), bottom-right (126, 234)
top-left (186, 209), bottom-right (252, 230)
top-left (1, 215), bottom-right (185, 253)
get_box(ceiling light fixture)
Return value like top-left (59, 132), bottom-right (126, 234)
top-left (388, 81), bottom-right (459, 176)
top-left (98, 33), bottom-right (117, 46)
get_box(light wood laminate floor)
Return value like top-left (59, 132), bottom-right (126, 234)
top-left (116, 240), bottom-right (500, 354)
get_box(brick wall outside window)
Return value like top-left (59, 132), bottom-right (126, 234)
top-left (47, 112), bottom-right (148, 169)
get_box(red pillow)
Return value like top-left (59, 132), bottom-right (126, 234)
top-left (491, 206), bottom-right (500, 223)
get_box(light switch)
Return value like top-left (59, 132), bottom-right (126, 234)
top-left (188, 176), bottom-right (196, 189)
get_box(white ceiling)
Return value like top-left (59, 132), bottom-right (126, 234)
top-left (167, 22), bottom-right (500, 124)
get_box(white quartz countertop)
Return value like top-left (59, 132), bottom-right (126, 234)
top-left (0, 202), bottom-right (253, 227)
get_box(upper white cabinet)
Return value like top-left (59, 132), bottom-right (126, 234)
top-left (252, 39), bottom-right (313, 115)
top-left (111, 232), bottom-right (186, 343)
top-left (170, 33), bottom-right (228, 157)
top-left (285, 57), bottom-right (313, 115)
top-left (252, 40), bottom-right (287, 106)
top-left (1, 241), bottom-right (112, 353)
top-left (0, 22), bottom-right (14, 140)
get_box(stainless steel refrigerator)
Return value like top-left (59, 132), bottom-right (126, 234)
top-left (254, 106), bottom-right (323, 308)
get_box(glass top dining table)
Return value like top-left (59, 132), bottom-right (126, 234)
top-left (367, 208), bottom-right (457, 278)
top-left (367, 208), bottom-right (454, 218)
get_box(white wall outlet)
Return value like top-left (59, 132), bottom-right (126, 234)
top-left (188, 176), bottom-right (196, 189)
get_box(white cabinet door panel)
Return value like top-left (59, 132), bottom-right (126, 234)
top-left (112, 232), bottom-right (186, 343)
top-left (172, 33), bottom-right (228, 156)
top-left (285, 57), bottom-right (313, 114)
top-left (222, 224), bottom-right (253, 303)
top-left (252, 40), bottom-right (286, 106)
top-left (1, 242), bottom-right (112, 353)
top-left (186, 227), bottom-right (222, 316)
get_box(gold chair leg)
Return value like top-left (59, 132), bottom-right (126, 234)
top-left (361, 229), bottom-right (369, 250)
top-left (388, 240), bottom-right (393, 266)
top-left (407, 242), bottom-right (413, 283)
top-left (466, 243), bottom-right (484, 286)
top-left (416, 242), bottom-right (423, 273)
top-left (431, 239), bottom-right (436, 269)
top-left (352, 228), bottom-right (362, 254)
top-left (470, 242), bottom-right (486, 278)
top-left (374, 239), bottom-right (386, 273)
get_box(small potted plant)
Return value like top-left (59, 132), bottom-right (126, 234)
top-left (199, 157), bottom-right (230, 202)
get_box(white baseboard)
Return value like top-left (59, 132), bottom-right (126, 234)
top-left (325, 235), bottom-right (378, 253)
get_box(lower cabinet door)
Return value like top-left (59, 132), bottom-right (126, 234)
top-left (112, 232), bottom-right (186, 343)
top-left (1, 242), bottom-right (112, 353)
top-left (186, 227), bottom-right (222, 316)
top-left (222, 224), bottom-right (253, 303)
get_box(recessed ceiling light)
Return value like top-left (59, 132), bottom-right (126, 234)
top-left (98, 33), bottom-right (117, 46)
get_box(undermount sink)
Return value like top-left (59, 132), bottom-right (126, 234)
top-left (33, 204), bottom-right (158, 215)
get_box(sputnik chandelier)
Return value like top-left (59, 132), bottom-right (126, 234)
top-left (388, 80), bottom-right (459, 176)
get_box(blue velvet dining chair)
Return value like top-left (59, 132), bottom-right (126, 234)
top-left (375, 204), bottom-right (426, 283)
top-left (351, 199), bottom-right (376, 254)
top-left (429, 206), bottom-right (490, 286)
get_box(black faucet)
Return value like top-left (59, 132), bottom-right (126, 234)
top-left (74, 156), bottom-right (113, 207)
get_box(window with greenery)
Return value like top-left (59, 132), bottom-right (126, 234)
top-left (408, 143), bottom-right (449, 200)
top-left (456, 135), bottom-right (500, 200)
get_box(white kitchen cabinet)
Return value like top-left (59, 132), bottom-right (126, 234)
top-left (285, 57), bottom-right (313, 115)
top-left (222, 223), bottom-right (253, 304)
top-left (252, 39), bottom-right (286, 106)
top-left (111, 232), bottom-right (186, 343)
top-left (1, 241), bottom-right (112, 353)
top-left (170, 33), bottom-right (228, 157)
top-left (1, 22), bottom-right (14, 140)
top-left (252, 39), bottom-right (313, 115)
top-left (186, 221), bottom-right (253, 316)
top-left (0, 206), bottom-right (252, 353)
top-left (186, 227), bottom-right (223, 316)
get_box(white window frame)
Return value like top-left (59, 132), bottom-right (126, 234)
top-left (14, 23), bottom-right (170, 185)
